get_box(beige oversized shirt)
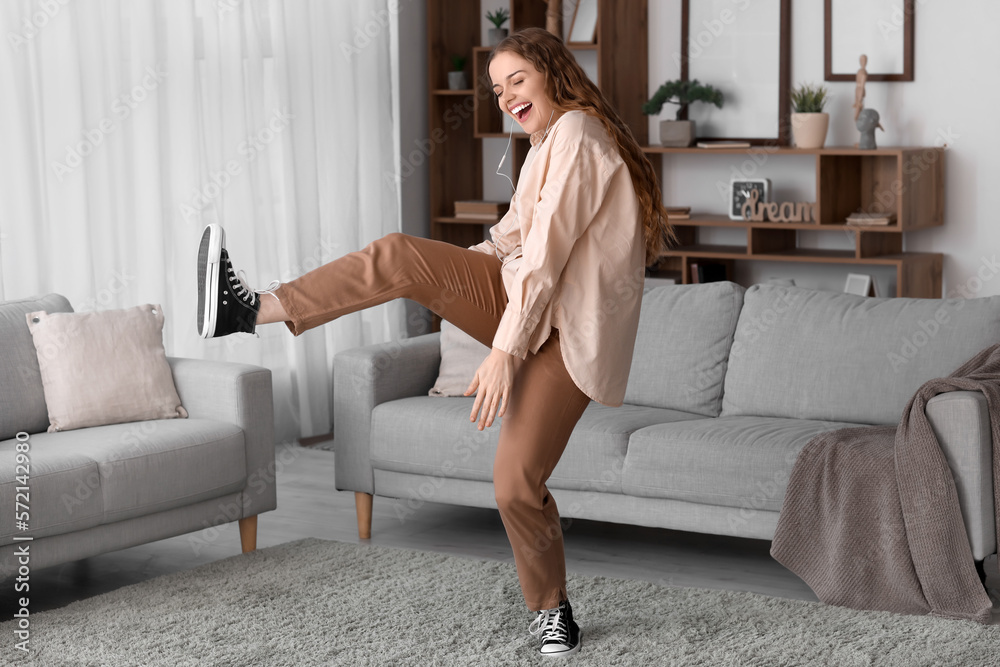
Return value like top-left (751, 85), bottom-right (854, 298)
top-left (469, 110), bottom-right (645, 406)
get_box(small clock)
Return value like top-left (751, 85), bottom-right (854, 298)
top-left (729, 178), bottom-right (770, 220)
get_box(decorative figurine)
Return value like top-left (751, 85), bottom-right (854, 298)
top-left (856, 108), bottom-right (884, 150)
top-left (852, 53), bottom-right (883, 149)
top-left (853, 54), bottom-right (868, 122)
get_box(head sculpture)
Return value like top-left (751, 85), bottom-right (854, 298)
top-left (856, 108), bottom-right (884, 149)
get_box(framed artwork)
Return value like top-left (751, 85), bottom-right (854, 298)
top-left (567, 0), bottom-right (598, 45)
top-left (825, 0), bottom-right (914, 82)
top-left (680, 0), bottom-right (792, 145)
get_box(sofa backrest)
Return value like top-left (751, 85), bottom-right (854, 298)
top-left (0, 294), bottom-right (73, 439)
top-left (722, 284), bottom-right (1000, 425)
top-left (625, 282), bottom-right (745, 416)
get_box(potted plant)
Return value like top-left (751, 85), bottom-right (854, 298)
top-left (486, 8), bottom-right (510, 46)
top-left (448, 55), bottom-right (467, 91)
top-left (643, 79), bottom-right (724, 147)
top-left (790, 83), bottom-right (830, 149)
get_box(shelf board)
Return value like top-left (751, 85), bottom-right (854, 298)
top-left (432, 89), bottom-right (473, 96)
top-left (670, 214), bottom-right (902, 233)
top-left (568, 43), bottom-right (599, 51)
top-left (661, 246), bottom-right (940, 265)
top-left (664, 245), bottom-right (748, 259)
top-left (645, 145), bottom-right (942, 156)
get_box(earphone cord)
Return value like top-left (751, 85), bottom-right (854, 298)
top-left (492, 109), bottom-right (555, 258)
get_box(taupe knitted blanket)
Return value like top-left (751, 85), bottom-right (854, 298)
top-left (771, 344), bottom-right (1000, 624)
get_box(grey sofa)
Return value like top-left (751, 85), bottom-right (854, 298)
top-left (0, 294), bottom-right (276, 578)
top-left (334, 282), bottom-right (1000, 563)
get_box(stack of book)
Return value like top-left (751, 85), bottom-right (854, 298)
top-left (846, 211), bottom-right (896, 226)
top-left (666, 206), bottom-right (691, 221)
top-left (696, 141), bottom-right (751, 149)
top-left (454, 200), bottom-right (509, 220)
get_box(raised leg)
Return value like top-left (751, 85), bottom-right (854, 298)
top-left (238, 515), bottom-right (258, 553)
top-left (355, 492), bottom-right (373, 540)
top-left (272, 233), bottom-right (508, 346)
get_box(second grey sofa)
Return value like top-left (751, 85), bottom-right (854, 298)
top-left (334, 282), bottom-right (1000, 563)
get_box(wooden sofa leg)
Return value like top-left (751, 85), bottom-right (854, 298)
top-left (238, 515), bottom-right (258, 553)
top-left (356, 492), bottom-right (373, 540)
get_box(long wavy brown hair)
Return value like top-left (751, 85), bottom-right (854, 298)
top-left (488, 27), bottom-right (675, 265)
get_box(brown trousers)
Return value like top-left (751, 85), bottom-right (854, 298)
top-left (274, 233), bottom-right (590, 611)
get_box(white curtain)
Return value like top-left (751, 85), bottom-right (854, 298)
top-left (0, 0), bottom-right (405, 441)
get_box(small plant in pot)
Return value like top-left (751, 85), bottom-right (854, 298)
top-left (643, 79), bottom-right (724, 147)
top-left (448, 55), bottom-right (467, 91)
top-left (790, 83), bottom-right (830, 149)
top-left (486, 8), bottom-right (510, 46)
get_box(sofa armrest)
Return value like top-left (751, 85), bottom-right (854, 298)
top-left (926, 390), bottom-right (995, 560)
top-left (333, 333), bottom-right (442, 494)
top-left (167, 357), bottom-right (276, 518)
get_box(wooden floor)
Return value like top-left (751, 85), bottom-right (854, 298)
top-left (3, 443), bottom-right (821, 616)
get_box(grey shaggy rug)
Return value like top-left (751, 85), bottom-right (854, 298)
top-left (5, 538), bottom-right (1000, 666)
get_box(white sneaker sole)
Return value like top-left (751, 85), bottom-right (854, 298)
top-left (540, 630), bottom-right (581, 657)
top-left (197, 224), bottom-right (225, 338)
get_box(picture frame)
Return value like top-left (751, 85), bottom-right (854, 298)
top-left (567, 0), bottom-right (598, 46)
top-left (680, 0), bottom-right (791, 145)
top-left (844, 273), bottom-right (879, 297)
top-left (824, 0), bottom-right (914, 82)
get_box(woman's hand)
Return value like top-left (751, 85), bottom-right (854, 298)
top-left (465, 347), bottom-right (523, 430)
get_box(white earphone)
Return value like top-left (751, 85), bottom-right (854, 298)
top-left (491, 109), bottom-right (555, 256)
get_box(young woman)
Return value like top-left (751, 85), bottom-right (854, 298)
top-left (197, 27), bottom-right (673, 657)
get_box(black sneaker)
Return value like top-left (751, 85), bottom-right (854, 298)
top-left (197, 224), bottom-right (263, 338)
top-left (528, 599), bottom-right (581, 657)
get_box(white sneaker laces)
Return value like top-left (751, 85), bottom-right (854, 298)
top-left (229, 267), bottom-right (280, 306)
top-left (528, 607), bottom-right (567, 643)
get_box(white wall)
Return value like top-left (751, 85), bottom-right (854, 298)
top-left (649, 0), bottom-right (1000, 297)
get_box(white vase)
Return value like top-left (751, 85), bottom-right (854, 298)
top-left (659, 120), bottom-right (696, 147)
top-left (791, 112), bottom-right (830, 149)
top-left (447, 71), bottom-right (467, 91)
top-left (488, 28), bottom-right (508, 46)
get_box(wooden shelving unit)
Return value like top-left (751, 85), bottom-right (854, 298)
top-left (643, 146), bottom-right (945, 298)
top-left (426, 0), bottom-right (648, 248)
top-left (425, 5), bottom-right (943, 298)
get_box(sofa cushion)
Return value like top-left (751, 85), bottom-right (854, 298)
top-left (0, 419), bottom-right (246, 546)
top-left (27, 304), bottom-right (188, 432)
top-left (0, 438), bottom-right (104, 545)
top-left (624, 282), bottom-right (744, 416)
top-left (722, 285), bottom-right (1000, 425)
top-left (621, 416), bottom-right (862, 516)
top-left (0, 294), bottom-right (73, 440)
top-left (370, 397), bottom-right (703, 493)
top-left (429, 320), bottom-right (490, 397)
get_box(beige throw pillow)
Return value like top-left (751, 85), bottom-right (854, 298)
top-left (429, 320), bottom-right (491, 397)
top-left (26, 304), bottom-right (188, 432)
